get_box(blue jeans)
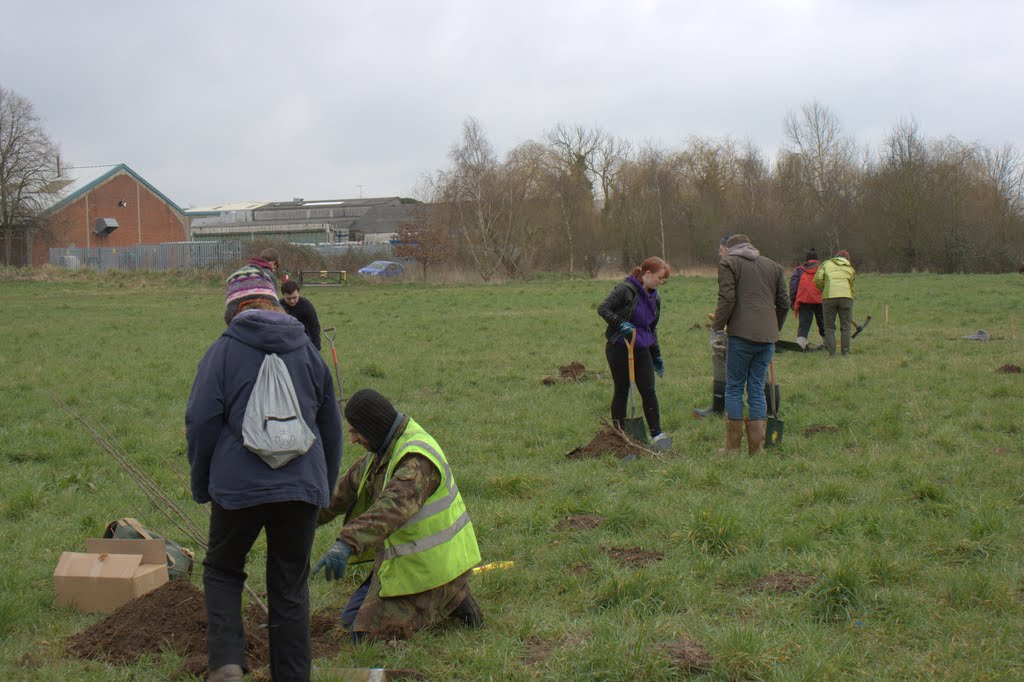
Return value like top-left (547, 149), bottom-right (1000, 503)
top-left (725, 336), bottom-right (774, 421)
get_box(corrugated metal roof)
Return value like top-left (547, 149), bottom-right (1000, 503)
top-left (186, 201), bottom-right (271, 214)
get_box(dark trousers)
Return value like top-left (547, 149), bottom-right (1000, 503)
top-left (204, 501), bottom-right (318, 681)
top-left (797, 304), bottom-right (825, 339)
top-left (606, 342), bottom-right (661, 435)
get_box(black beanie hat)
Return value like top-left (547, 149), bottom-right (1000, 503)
top-left (345, 389), bottom-right (400, 451)
top-left (806, 248), bottom-right (818, 261)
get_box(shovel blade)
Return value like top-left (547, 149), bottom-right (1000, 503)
top-left (765, 416), bottom-right (784, 448)
top-left (623, 418), bottom-right (649, 444)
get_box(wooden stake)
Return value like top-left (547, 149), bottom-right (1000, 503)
top-left (884, 304), bottom-right (889, 323)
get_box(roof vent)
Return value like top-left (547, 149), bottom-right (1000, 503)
top-left (293, 197), bottom-right (304, 203)
top-left (94, 218), bottom-right (119, 236)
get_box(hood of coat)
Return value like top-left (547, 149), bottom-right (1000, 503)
top-left (831, 256), bottom-right (851, 267)
top-left (223, 309), bottom-right (309, 354)
top-left (728, 242), bottom-right (761, 261)
top-left (802, 259), bottom-right (819, 272)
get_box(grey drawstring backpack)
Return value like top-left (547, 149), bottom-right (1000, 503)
top-left (242, 353), bottom-right (316, 468)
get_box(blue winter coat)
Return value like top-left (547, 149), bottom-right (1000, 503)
top-left (185, 309), bottom-right (343, 509)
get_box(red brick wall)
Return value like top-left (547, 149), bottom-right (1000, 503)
top-left (32, 171), bottom-right (188, 266)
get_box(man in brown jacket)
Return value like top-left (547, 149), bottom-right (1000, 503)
top-left (711, 234), bottom-right (789, 454)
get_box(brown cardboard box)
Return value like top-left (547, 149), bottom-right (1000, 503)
top-left (53, 537), bottom-right (169, 613)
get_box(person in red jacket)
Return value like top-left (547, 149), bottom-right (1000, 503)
top-left (788, 249), bottom-right (824, 349)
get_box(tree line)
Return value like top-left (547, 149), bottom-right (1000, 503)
top-left (405, 105), bottom-right (1024, 279)
top-left (3, 83), bottom-right (1021, 275)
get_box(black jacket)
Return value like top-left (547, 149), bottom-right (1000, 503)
top-left (280, 296), bottom-right (322, 350)
top-left (597, 279), bottom-right (661, 357)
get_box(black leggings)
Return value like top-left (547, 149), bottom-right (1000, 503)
top-left (606, 342), bottom-right (661, 436)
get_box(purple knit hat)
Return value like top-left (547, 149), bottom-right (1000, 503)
top-left (224, 265), bottom-right (278, 323)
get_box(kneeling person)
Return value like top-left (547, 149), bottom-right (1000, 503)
top-left (314, 389), bottom-right (483, 641)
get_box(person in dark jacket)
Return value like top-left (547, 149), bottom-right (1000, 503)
top-left (694, 235), bottom-right (731, 418)
top-left (788, 248), bottom-right (824, 349)
top-left (280, 280), bottom-right (322, 350)
top-left (186, 266), bottom-right (343, 682)
top-left (711, 235), bottom-right (789, 455)
top-left (597, 256), bottom-right (672, 449)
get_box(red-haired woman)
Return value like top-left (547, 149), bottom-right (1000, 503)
top-left (597, 257), bottom-right (672, 449)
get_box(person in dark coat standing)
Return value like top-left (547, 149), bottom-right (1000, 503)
top-left (597, 256), bottom-right (673, 449)
top-left (694, 235), bottom-right (731, 418)
top-left (711, 234), bottom-right (789, 455)
top-left (186, 266), bottom-right (343, 682)
top-left (280, 280), bottom-right (322, 350)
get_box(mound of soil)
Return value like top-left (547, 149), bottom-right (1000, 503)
top-left (566, 426), bottom-right (646, 459)
top-left (555, 514), bottom-right (605, 531)
top-left (604, 546), bottom-right (664, 568)
top-left (997, 364), bottom-right (1022, 374)
top-left (65, 580), bottom-right (345, 680)
top-left (653, 638), bottom-right (713, 673)
top-left (752, 571), bottom-right (818, 593)
top-left (804, 424), bottom-right (840, 435)
top-left (542, 361), bottom-right (598, 385)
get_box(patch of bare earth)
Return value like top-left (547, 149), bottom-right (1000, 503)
top-left (543, 360), bottom-right (599, 384)
top-left (566, 426), bottom-right (648, 459)
top-left (997, 364), bottom-right (1022, 374)
top-left (804, 424), bottom-right (839, 435)
top-left (555, 514), bottom-right (605, 531)
top-left (604, 546), bottom-right (664, 568)
top-left (752, 571), bottom-right (818, 593)
top-left (653, 638), bottom-right (713, 673)
top-left (523, 637), bottom-right (555, 666)
top-left (65, 580), bottom-right (346, 680)
top-left (568, 563), bottom-right (591, 576)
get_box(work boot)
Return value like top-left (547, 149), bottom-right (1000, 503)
top-left (207, 664), bottom-right (244, 682)
top-left (746, 420), bottom-right (766, 455)
top-left (451, 594), bottom-right (484, 628)
top-left (693, 381), bottom-right (725, 418)
top-left (796, 336), bottom-right (807, 349)
top-left (715, 418), bottom-right (744, 456)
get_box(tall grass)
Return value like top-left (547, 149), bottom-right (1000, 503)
top-left (1, 271), bottom-right (1022, 679)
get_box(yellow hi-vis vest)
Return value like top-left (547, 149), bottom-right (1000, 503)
top-left (345, 418), bottom-right (481, 598)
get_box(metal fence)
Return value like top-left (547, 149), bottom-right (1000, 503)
top-left (49, 241), bottom-right (245, 272)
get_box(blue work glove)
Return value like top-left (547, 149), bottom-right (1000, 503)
top-left (312, 540), bottom-right (353, 582)
top-left (618, 321), bottom-right (635, 338)
top-left (653, 356), bottom-right (665, 377)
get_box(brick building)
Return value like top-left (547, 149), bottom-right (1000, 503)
top-left (32, 164), bottom-right (188, 266)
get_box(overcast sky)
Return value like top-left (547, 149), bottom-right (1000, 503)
top-left (3, 0), bottom-right (1022, 208)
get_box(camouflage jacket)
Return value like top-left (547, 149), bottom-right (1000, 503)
top-left (317, 417), bottom-right (472, 638)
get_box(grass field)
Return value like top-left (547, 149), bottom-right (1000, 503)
top-left (1, 269), bottom-right (1023, 680)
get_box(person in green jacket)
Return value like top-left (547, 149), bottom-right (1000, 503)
top-left (313, 389), bottom-right (483, 642)
top-left (814, 249), bottom-right (856, 356)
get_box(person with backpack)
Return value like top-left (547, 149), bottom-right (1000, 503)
top-left (186, 266), bottom-right (343, 682)
top-left (597, 256), bottom-right (673, 449)
top-left (313, 389), bottom-right (484, 642)
top-left (788, 248), bottom-right (825, 349)
top-left (814, 249), bottom-right (857, 356)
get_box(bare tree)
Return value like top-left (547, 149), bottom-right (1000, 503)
top-left (545, 124), bottom-right (604, 275)
top-left (432, 117), bottom-right (505, 282)
top-left (392, 205), bottom-right (453, 279)
top-left (0, 85), bottom-right (65, 266)
top-left (783, 101), bottom-right (858, 251)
